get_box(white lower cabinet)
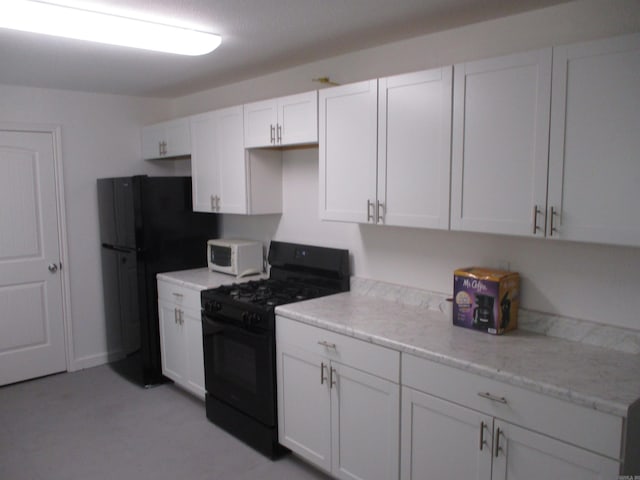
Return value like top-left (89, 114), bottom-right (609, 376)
top-left (401, 354), bottom-right (621, 480)
top-left (276, 316), bottom-right (400, 480)
top-left (401, 387), bottom-right (492, 480)
top-left (157, 279), bottom-right (205, 399)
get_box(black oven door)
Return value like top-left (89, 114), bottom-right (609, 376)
top-left (202, 312), bottom-right (276, 427)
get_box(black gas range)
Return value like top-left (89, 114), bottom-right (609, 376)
top-left (201, 241), bottom-right (350, 457)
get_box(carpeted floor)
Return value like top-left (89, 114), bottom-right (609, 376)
top-left (0, 365), bottom-right (330, 480)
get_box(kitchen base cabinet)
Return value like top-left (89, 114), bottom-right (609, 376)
top-left (401, 387), bottom-right (492, 480)
top-left (278, 344), bottom-right (332, 471)
top-left (401, 387), bottom-right (619, 480)
top-left (331, 363), bottom-right (400, 480)
top-left (276, 316), bottom-right (400, 480)
top-left (157, 279), bottom-right (205, 399)
top-left (401, 353), bottom-right (623, 480)
top-left (493, 420), bottom-right (620, 480)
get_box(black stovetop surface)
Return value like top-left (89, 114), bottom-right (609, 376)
top-left (201, 277), bottom-right (340, 309)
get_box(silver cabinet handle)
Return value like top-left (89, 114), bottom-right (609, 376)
top-left (495, 427), bottom-right (503, 458)
top-left (549, 206), bottom-right (558, 236)
top-left (317, 340), bottom-right (337, 350)
top-left (179, 309), bottom-right (183, 325)
top-left (477, 392), bottom-right (507, 404)
top-left (376, 200), bottom-right (385, 224)
top-left (216, 196), bottom-right (221, 211)
top-left (270, 124), bottom-right (275, 144)
top-left (174, 307), bottom-right (178, 324)
top-left (210, 195), bottom-right (215, 211)
top-left (532, 205), bottom-right (542, 234)
top-left (172, 292), bottom-right (183, 298)
top-left (330, 366), bottom-right (337, 389)
top-left (48, 263), bottom-right (58, 273)
top-left (367, 200), bottom-right (374, 223)
top-left (277, 124), bottom-right (282, 143)
top-left (320, 362), bottom-right (327, 385)
top-left (159, 141), bottom-right (163, 156)
top-left (479, 421), bottom-right (487, 451)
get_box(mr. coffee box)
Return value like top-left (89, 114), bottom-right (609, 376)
top-left (453, 267), bottom-right (519, 335)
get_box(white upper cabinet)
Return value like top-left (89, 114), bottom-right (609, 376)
top-left (142, 117), bottom-right (190, 159)
top-left (319, 80), bottom-right (378, 223)
top-left (320, 68), bottom-right (453, 228)
top-left (190, 106), bottom-right (282, 215)
top-left (451, 49), bottom-right (552, 237)
top-left (379, 68), bottom-right (452, 229)
top-left (548, 33), bottom-right (640, 247)
top-left (244, 91), bottom-right (318, 148)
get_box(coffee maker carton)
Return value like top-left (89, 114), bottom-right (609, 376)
top-left (453, 267), bottom-right (519, 335)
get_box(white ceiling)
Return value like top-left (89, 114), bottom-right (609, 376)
top-left (0, 0), bottom-right (571, 98)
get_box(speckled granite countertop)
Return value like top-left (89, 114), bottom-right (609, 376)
top-left (157, 267), bottom-right (267, 291)
top-left (275, 290), bottom-right (640, 417)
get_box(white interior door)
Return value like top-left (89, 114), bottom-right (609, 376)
top-left (0, 130), bottom-right (66, 386)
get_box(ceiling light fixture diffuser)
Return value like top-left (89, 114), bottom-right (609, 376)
top-left (0, 0), bottom-right (221, 56)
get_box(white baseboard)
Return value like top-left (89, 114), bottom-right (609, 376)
top-left (69, 350), bottom-right (125, 372)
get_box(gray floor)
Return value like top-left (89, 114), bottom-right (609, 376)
top-left (0, 365), bottom-right (331, 480)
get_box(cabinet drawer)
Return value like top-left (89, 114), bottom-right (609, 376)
top-left (277, 316), bottom-right (400, 382)
top-left (157, 280), bottom-right (202, 310)
top-left (402, 353), bottom-right (622, 459)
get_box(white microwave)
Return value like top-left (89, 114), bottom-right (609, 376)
top-left (207, 239), bottom-right (263, 277)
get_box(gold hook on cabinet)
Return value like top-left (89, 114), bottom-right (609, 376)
top-left (313, 77), bottom-right (340, 86)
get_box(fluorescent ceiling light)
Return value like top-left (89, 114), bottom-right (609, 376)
top-left (0, 0), bottom-right (221, 56)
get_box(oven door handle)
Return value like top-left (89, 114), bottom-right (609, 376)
top-left (202, 314), bottom-right (269, 338)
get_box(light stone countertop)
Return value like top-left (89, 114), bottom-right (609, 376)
top-left (275, 290), bottom-right (640, 417)
top-left (157, 267), bottom-right (267, 291)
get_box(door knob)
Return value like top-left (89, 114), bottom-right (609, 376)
top-left (48, 263), bottom-right (58, 273)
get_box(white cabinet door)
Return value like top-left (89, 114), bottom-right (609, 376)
top-left (183, 306), bottom-right (205, 399)
top-left (331, 362), bottom-right (400, 480)
top-left (190, 111), bottom-right (220, 212)
top-left (142, 118), bottom-right (190, 159)
top-left (158, 299), bottom-right (185, 384)
top-left (378, 68), bottom-right (452, 229)
top-left (164, 118), bottom-right (190, 158)
top-left (493, 420), bottom-right (620, 480)
top-left (451, 49), bottom-right (552, 237)
top-left (244, 99), bottom-right (277, 148)
top-left (319, 80), bottom-right (378, 223)
top-left (141, 123), bottom-right (165, 159)
top-left (400, 387), bottom-right (492, 480)
top-left (244, 92), bottom-right (318, 148)
top-left (277, 342), bottom-right (332, 473)
top-left (548, 33), bottom-right (640, 247)
top-left (216, 105), bottom-right (248, 214)
top-left (278, 91), bottom-right (318, 146)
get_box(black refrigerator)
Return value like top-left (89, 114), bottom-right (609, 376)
top-left (97, 175), bottom-right (217, 387)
